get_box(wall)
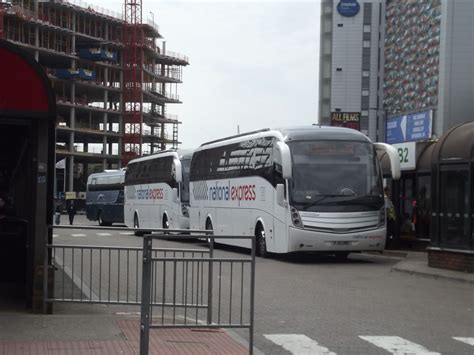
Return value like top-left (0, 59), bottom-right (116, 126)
top-left (437, 0), bottom-right (474, 136)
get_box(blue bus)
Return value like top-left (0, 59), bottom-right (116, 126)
top-left (86, 170), bottom-right (125, 226)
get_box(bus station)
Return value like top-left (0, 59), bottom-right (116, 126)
top-left (0, 39), bottom-right (55, 312)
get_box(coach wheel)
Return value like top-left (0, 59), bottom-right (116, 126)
top-left (256, 225), bottom-right (268, 258)
top-left (134, 214), bottom-right (143, 236)
top-left (205, 218), bottom-right (213, 244)
top-left (163, 214), bottom-right (170, 229)
top-left (334, 251), bottom-right (350, 261)
top-left (98, 211), bottom-right (111, 227)
top-left (98, 211), bottom-right (104, 226)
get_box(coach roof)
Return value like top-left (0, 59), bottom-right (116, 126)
top-left (277, 125), bottom-right (372, 143)
top-left (199, 125), bottom-right (371, 150)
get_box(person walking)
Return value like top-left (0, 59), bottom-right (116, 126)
top-left (54, 201), bottom-right (62, 225)
top-left (384, 186), bottom-right (396, 249)
top-left (67, 200), bottom-right (76, 225)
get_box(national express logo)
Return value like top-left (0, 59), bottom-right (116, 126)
top-left (127, 185), bottom-right (164, 200)
top-left (192, 181), bottom-right (256, 202)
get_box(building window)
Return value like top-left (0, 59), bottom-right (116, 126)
top-left (335, 108), bottom-right (341, 112)
top-left (336, 68), bottom-right (342, 72)
top-left (362, 71), bottom-right (370, 77)
top-left (363, 25), bottom-right (371, 33)
top-left (360, 116), bottom-right (369, 130)
top-left (361, 110), bottom-right (369, 116)
top-left (362, 90), bottom-right (369, 96)
top-left (337, 24), bottom-right (343, 27)
top-left (363, 40), bottom-right (371, 48)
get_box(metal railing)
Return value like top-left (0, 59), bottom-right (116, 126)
top-left (43, 225), bottom-right (256, 354)
top-left (140, 233), bottom-right (256, 355)
top-left (45, 244), bottom-right (209, 306)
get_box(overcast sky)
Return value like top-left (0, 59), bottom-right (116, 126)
top-left (100, 0), bottom-right (320, 149)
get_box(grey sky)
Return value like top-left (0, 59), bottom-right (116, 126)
top-left (100, 0), bottom-right (320, 149)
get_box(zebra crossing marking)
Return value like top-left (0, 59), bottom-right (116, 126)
top-left (453, 337), bottom-right (474, 346)
top-left (71, 233), bottom-right (87, 237)
top-left (264, 334), bottom-right (337, 355)
top-left (359, 336), bottom-right (441, 355)
top-left (97, 233), bottom-right (112, 236)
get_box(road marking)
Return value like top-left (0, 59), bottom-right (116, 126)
top-left (264, 334), bottom-right (337, 355)
top-left (453, 337), bottom-right (474, 346)
top-left (120, 232), bottom-right (133, 235)
top-left (359, 336), bottom-right (441, 354)
top-left (97, 233), bottom-right (112, 236)
top-left (71, 233), bottom-right (87, 237)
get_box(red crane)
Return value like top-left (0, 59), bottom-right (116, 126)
top-left (122, 0), bottom-right (144, 165)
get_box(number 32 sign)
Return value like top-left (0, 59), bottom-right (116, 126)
top-left (393, 142), bottom-right (416, 170)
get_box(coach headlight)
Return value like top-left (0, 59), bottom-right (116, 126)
top-left (291, 206), bottom-right (303, 228)
top-left (378, 207), bottom-right (385, 227)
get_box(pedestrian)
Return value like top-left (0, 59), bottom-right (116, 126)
top-left (384, 186), bottom-right (396, 249)
top-left (54, 201), bottom-right (62, 225)
top-left (67, 200), bottom-right (76, 225)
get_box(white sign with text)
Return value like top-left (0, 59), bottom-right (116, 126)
top-left (393, 142), bottom-right (416, 171)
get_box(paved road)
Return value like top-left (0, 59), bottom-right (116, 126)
top-left (52, 215), bottom-right (474, 355)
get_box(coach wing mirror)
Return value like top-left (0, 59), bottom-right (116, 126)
top-left (374, 143), bottom-right (401, 180)
top-left (276, 141), bottom-right (292, 180)
top-left (173, 158), bottom-right (183, 183)
top-left (276, 184), bottom-right (287, 207)
top-left (172, 188), bottom-right (179, 202)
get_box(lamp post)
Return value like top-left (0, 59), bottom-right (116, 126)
top-left (368, 107), bottom-right (387, 142)
top-left (150, 11), bottom-right (154, 25)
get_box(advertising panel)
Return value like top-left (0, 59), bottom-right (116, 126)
top-left (337, 0), bottom-right (360, 17)
top-left (386, 110), bottom-right (432, 144)
top-left (330, 112), bottom-right (360, 130)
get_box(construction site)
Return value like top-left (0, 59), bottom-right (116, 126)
top-left (0, 0), bottom-right (189, 197)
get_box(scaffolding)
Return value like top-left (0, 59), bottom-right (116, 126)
top-left (3, 0), bottom-right (188, 193)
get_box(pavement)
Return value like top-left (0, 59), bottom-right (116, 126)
top-left (1, 215), bottom-right (472, 355)
top-left (0, 304), bottom-right (258, 354)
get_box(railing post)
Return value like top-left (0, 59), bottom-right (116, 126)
top-left (249, 236), bottom-right (256, 355)
top-left (140, 235), bottom-right (152, 355)
top-left (207, 232), bottom-right (214, 325)
top-left (42, 241), bottom-right (49, 314)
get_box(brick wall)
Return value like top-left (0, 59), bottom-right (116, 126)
top-left (428, 249), bottom-right (474, 273)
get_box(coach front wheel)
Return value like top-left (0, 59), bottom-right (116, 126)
top-left (205, 219), bottom-right (213, 245)
top-left (256, 226), bottom-right (268, 258)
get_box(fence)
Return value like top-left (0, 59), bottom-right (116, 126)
top-left (44, 226), bottom-right (256, 354)
top-left (139, 233), bottom-right (256, 355)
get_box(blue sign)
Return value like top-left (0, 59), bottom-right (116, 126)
top-left (386, 111), bottom-right (433, 144)
top-left (337, 0), bottom-right (360, 17)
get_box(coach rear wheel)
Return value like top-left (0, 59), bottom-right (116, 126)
top-left (256, 226), bottom-right (268, 258)
top-left (98, 211), bottom-right (104, 226)
top-left (134, 214), bottom-right (143, 236)
top-left (334, 251), bottom-right (350, 261)
top-left (98, 212), bottom-right (111, 227)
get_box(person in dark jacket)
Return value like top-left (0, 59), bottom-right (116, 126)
top-left (67, 200), bottom-right (76, 225)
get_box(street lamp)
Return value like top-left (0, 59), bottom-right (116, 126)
top-left (149, 11), bottom-right (154, 25)
top-left (368, 107), bottom-right (387, 142)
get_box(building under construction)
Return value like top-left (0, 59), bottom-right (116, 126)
top-left (0, 0), bottom-right (188, 196)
